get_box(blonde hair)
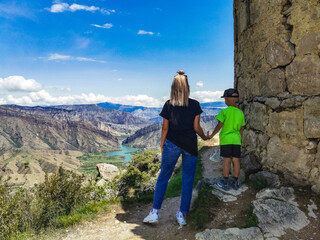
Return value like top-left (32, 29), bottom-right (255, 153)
top-left (170, 70), bottom-right (190, 107)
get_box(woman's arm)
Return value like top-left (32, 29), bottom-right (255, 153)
top-left (194, 115), bottom-right (209, 140)
top-left (210, 121), bottom-right (223, 138)
top-left (160, 118), bottom-right (169, 154)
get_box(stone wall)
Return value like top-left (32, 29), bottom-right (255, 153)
top-left (234, 0), bottom-right (320, 186)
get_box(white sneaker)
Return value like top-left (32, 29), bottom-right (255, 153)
top-left (143, 210), bottom-right (159, 224)
top-left (176, 211), bottom-right (187, 226)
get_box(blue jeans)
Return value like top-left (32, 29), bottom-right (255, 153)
top-left (153, 139), bottom-right (198, 214)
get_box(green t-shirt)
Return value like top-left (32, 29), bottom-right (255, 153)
top-left (216, 106), bottom-right (245, 145)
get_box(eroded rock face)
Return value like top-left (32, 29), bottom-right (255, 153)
top-left (195, 227), bottom-right (264, 240)
top-left (253, 198), bottom-right (309, 238)
top-left (253, 187), bottom-right (309, 238)
top-left (234, 0), bottom-right (320, 186)
top-left (96, 163), bottom-right (120, 181)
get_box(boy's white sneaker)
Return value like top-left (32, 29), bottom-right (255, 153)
top-left (176, 211), bottom-right (187, 226)
top-left (143, 210), bottom-right (159, 224)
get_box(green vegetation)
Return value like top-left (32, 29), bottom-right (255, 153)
top-left (119, 147), bottom-right (205, 204)
top-left (116, 151), bottom-right (160, 199)
top-left (245, 176), bottom-right (270, 191)
top-left (242, 205), bottom-right (259, 228)
top-left (189, 187), bottom-right (220, 229)
top-left (0, 167), bottom-right (112, 240)
top-left (77, 153), bottom-right (126, 177)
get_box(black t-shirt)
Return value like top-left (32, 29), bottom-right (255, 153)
top-left (160, 98), bottom-right (203, 156)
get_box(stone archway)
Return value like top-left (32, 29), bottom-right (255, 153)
top-left (233, 0), bottom-right (320, 187)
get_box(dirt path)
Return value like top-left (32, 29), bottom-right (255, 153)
top-left (58, 197), bottom-right (198, 240)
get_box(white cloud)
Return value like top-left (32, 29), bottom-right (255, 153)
top-left (196, 81), bottom-right (204, 88)
top-left (101, 9), bottom-right (115, 15)
top-left (48, 53), bottom-right (71, 61)
top-left (45, 53), bottom-right (106, 63)
top-left (47, 2), bottom-right (115, 15)
top-left (190, 90), bottom-right (224, 103)
top-left (49, 3), bottom-right (69, 13)
top-left (0, 76), bottom-right (42, 92)
top-left (117, 78), bottom-right (123, 81)
top-left (0, 98), bottom-right (6, 105)
top-left (91, 23), bottom-right (113, 29)
top-left (69, 4), bottom-right (99, 12)
top-left (138, 30), bottom-right (155, 35)
top-left (6, 91), bottom-right (162, 107)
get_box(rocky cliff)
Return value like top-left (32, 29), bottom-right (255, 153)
top-left (0, 105), bottom-right (119, 153)
top-left (6, 104), bottom-right (151, 139)
top-left (234, 0), bottom-right (320, 186)
top-left (122, 115), bottom-right (218, 151)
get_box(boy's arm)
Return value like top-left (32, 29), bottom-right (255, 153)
top-left (210, 121), bottom-right (223, 138)
top-left (240, 126), bottom-right (244, 137)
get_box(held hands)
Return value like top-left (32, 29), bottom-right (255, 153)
top-left (203, 131), bottom-right (212, 140)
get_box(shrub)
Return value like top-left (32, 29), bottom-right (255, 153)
top-left (116, 151), bottom-right (160, 198)
top-left (0, 167), bottom-right (101, 239)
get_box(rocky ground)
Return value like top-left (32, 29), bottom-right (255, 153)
top-left (42, 146), bottom-right (319, 240)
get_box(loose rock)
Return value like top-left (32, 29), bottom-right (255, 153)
top-left (253, 198), bottom-right (309, 238)
top-left (195, 227), bottom-right (264, 240)
top-left (96, 163), bottom-right (120, 181)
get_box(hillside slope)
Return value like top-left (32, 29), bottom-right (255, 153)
top-left (122, 115), bottom-right (218, 151)
top-left (0, 106), bottom-right (119, 153)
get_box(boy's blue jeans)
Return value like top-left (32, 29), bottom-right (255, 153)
top-left (153, 139), bottom-right (197, 214)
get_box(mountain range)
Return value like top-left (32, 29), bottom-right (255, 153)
top-left (98, 100), bottom-right (226, 120)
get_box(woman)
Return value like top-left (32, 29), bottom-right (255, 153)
top-left (143, 70), bottom-right (209, 226)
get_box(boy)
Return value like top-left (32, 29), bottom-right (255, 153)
top-left (209, 88), bottom-right (245, 191)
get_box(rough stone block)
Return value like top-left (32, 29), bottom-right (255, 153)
top-left (280, 96), bottom-right (306, 108)
top-left (248, 102), bottom-right (268, 132)
top-left (265, 41), bottom-right (295, 68)
top-left (253, 198), bottom-right (309, 238)
top-left (268, 109), bottom-right (306, 146)
top-left (265, 98), bottom-right (281, 109)
top-left (259, 69), bottom-right (287, 96)
top-left (241, 154), bottom-right (262, 175)
top-left (296, 32), bottom-right (320, 55)
top-left (266, 137), bottom-right (315, 182)
top-left (195, 227), bottom-right (264, 240)
top-left (242, 129), bottom-right (257, 154)
top-left (311, 183), bottom-right (320, 195)
top-left (303, 97), bottom-right (320, 138)
top-left (286, 56), bottom-right (320, 95)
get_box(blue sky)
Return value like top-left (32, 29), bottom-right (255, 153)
top-left (0, 0), bottom-right (234, 107)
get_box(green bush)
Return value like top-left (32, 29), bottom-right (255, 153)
top-left (0, 167), bottom-right (104, 240)
top-left (116, 151), bottom-right (160, 198)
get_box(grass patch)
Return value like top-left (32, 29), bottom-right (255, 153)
top-left (55, 200), bottom-right (111, 228)
top-left (241, 205), bottom-right (258, 228)
top-left (245, 176), bottom-right (270, 191)
top-left (189, 187), bottom-right (220, 229)
top-left (77, 153), bottom-right (127, 177)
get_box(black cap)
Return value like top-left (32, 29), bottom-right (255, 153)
top-left (221, 88), bottom-right (239, 98)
